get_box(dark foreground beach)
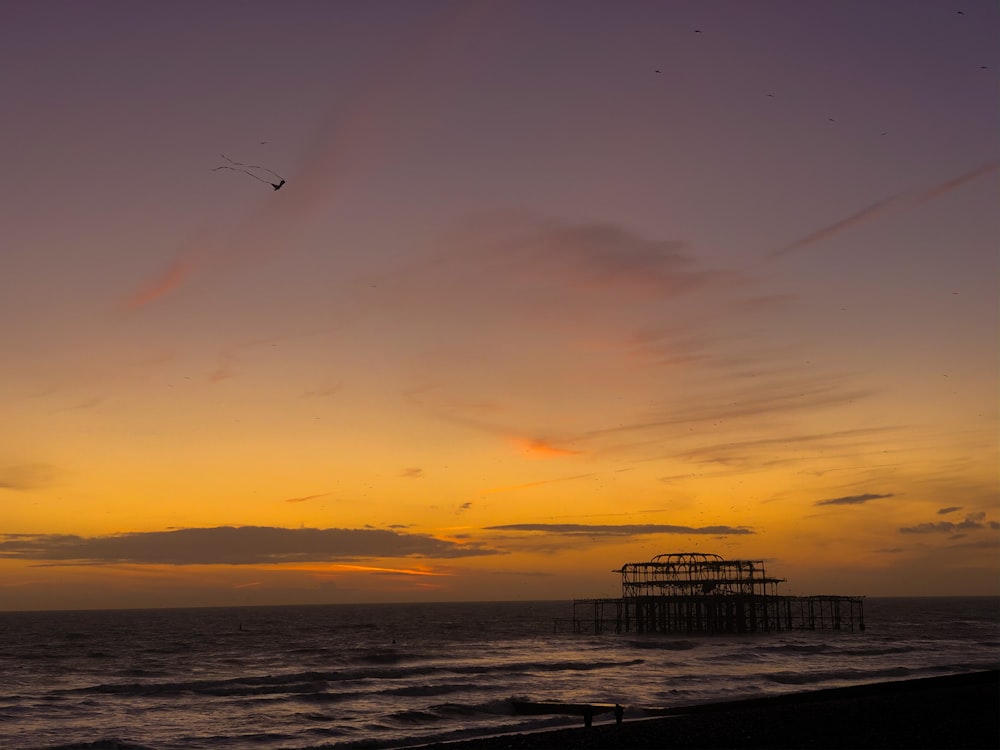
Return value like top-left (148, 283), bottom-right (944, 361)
top-left (412, 670), bottom-right (999, 750)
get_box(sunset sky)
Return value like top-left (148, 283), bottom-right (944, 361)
top-left (2, 0), bottom-right (997, 611)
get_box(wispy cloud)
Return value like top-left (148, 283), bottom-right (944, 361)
top-left (937, 506), bottom-right (962, 515)
top-left (283, 493), bottom-right (329, 504)
top-left (583, 375), bottom-right (876, 448)
top-left (669, 427), bottom-right (896, 474)
top-left (417, 363), bottom-right (876, 468)
top-left (813, 492), bottom-right (894, 507)
top-left (499, 220), bottom-right (726, 295)
top-left (770, 160), bottom-right (999, 259)
top-left (484, 523), bottom-right (753, 536)
top-left (769, 194), bottom-right (899, 260)
top-left (0, 526), bottom-right (498, 565)
top-left (448, 215), bottom-right (739, 299)
top-left (324, 563), bottom-right (454, 578)
top-left (484, 472), bottom-right (596, 494)
top-left (123, 248), bottom-right (202, 310)
top-left (515, 437), bottom-right (582, 459)
top-left (0, 463), bottom-right (59, 491)
top-left (302, 379), bottom-right (343, 399)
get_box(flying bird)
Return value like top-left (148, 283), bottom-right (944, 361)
top-left (271, 179), bottom-right (285, 191)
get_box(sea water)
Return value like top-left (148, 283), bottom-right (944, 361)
top-left (0, 597), bottom-right (996, 750)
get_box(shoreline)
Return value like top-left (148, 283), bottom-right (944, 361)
top-left (410, 670), bottom-right (1000, 749)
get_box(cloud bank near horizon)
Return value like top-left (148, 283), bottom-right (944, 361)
top-left (484, 523), bottom-right (754, 536)
top-left (0, 526), bottom-right (498, 566)
top-left (899, 512), bottom-right (999, 536)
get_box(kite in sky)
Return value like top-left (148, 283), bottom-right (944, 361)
top-left (212, 154), bottom-right (286, 190)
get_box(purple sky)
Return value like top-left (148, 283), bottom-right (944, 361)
top-left (1, 1), bottom-right (997, 610)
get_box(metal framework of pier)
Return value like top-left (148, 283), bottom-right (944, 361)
top-left (558, 552), bottom-right (864, 635)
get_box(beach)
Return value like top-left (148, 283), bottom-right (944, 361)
top-left (412, 670), bottom-right (999, 749)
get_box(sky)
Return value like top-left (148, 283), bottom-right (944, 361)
top-left (1, 0), bottom-right (997, 611)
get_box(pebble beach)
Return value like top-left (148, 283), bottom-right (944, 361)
top-left (412, 670), bottom-right (999, 750)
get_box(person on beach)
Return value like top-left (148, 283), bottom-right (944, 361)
top-left (583, 705), bottom-right (593, 728)
top-left (614, 703), bottom-right (624, 724)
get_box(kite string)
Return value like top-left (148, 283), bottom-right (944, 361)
top-left (210, 165), bottom-right (273, 185)
top-left (220, 154), bottom-right (284, 181)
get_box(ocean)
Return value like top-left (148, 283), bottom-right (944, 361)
top-left (1, 597), bottom-right (997, 750)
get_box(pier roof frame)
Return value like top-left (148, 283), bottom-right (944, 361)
top-left (617, 552), bottom-right (785, 598)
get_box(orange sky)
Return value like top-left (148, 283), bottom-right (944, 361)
top-left (1, 1), bottom-right (997, 610)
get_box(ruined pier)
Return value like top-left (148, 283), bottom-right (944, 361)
top-left (557, 552), bottom-right (864, 635)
